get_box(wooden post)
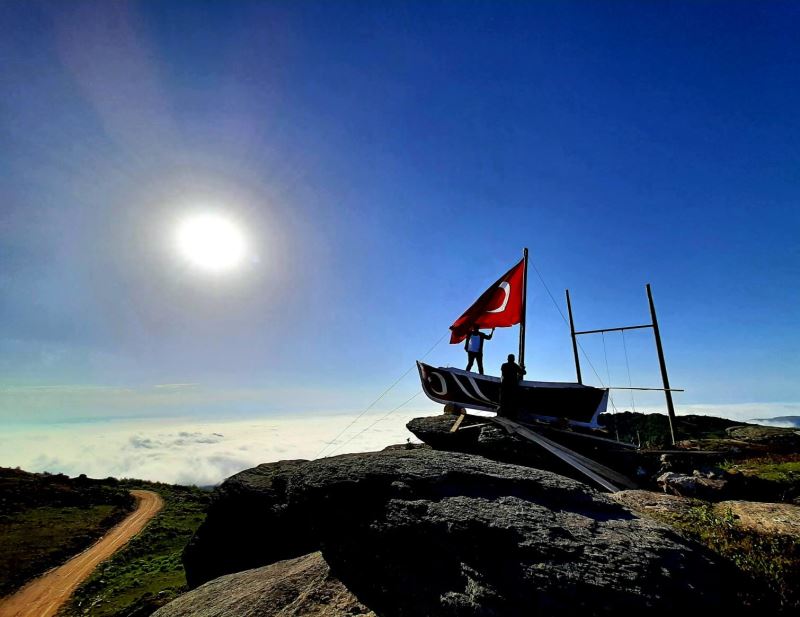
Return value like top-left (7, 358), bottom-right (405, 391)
top-left (518, 248), bottom-right (529, 370)
top-left (646, 284), bottom-right (677, 445)
top-left (565, 289), bottom-right (582, 384)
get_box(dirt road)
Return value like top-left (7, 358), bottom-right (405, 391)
top-left (0, 490), bottom-right (164, 617)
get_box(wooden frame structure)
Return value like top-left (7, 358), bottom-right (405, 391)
top-left (565, 284), bottom-right (679, 444)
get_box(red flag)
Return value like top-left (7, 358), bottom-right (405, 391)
top-left (449, 258), bottom-right (525, 343)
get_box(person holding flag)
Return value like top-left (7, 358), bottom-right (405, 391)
top-left (464, 325), bottom-right (494, 374)
top-left (449, 253), bottom-right (528, 375)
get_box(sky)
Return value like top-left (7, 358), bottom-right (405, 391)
top-left (1, 1), bottom-right (798, 483)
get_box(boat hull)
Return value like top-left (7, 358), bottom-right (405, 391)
top-left (417, 361), bottom-right (608, 427)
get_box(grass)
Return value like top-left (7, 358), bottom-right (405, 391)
top-left (723, 455), bottom-right (800, 482)
top-left (59, 481), bottom-right (209, 617)
top-left (598, 411), bottom-right (742, 448)
top-left (721, 454), bottom-right (800, 502)
top-left (0, 505), bottom-right (130, 598)
top-left (0, 468), bottom-right (134, 598)
top-left (647, 502), bottom-right (799, 611)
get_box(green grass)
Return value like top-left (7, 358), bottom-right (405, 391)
top-left (59, 481), bottom-right (209, 617)
top-left (0, 468), bottom-right (134, 599)
top-left (723, 456), bottom-right (800, 483)
top-left (647, 502), bottom-right (799, 611)
top-left (721, 454), bottom-right (800, 502)
top-left (0, 505), bottom-right (129, 598)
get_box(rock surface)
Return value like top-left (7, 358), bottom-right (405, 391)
top-left (657, 471), bottom-right (729, 499)
top-left (715, 500), bottom-right (800, 536)
top-left (405, 414), bottom-right (639, 486)
top-left (182, 459), bottom-right (319, 587)
top-left (153, 552), bottom-right (374, 617)
top-left (611, 489), bottom-right (698, 518)
top-left (184, 448), bottom-right (745, 616)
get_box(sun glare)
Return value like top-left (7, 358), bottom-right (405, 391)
top-left (176, 214), bottom-right (247, 273)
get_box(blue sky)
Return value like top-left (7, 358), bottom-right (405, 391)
top-left (1, 0), bottom-right (798, 440)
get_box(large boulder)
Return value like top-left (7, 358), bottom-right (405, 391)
top-left (184, 448), bottom-right (745, 615)
top-left (153, 552), bottom-right (374, 617)
top-left (405, 415), bottom-right (642, 486)
top-left (182, 459), bottom-right (317, 587)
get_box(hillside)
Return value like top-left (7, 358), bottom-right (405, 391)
top-left (57, 480), bottom-right (208, 617)
top-left (2, 411), bottom-right (798, 616)
top-left (0, 468), bottom-right (209, 617)
top-left (0, 468), bottom-right (135, 598)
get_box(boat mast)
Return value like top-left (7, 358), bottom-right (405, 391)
top-left (518, 247), bottom-right (529, 369)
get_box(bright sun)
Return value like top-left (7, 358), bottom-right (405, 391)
top-left (176, 214), bottom-right (247, 273)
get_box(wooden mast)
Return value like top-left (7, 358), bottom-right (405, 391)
top-left (565, 289), bottom-right (582, 384)
top-left (646, 283), bottom-right (677, 444)
top-left (518, 248), bottom-right (529, 369)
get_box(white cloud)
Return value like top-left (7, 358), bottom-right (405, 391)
top-left (0, 408), bottom-right (432, 486)
top-left (1, 402), bottom-right (797, 486)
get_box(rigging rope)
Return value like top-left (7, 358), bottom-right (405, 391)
top-left (325, 391), bottom-right (422, 457)
top-left (600, 332), bottom-right (618, 413)
top-left (528, 259), bottom-right (608, 388)
top-left (313, 333), bottom-right (446, 460)
top-left (621, 329), bottom-right (637, 413)
top-left (317, 255), bottom-right (617, 460)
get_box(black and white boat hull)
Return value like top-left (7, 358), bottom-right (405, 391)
top-left (417, 361), bottom-right (608, 428)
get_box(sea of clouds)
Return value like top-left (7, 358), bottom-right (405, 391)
top-left (0, 409), bottom-right (433, 486)
top-left (1, 402), bottom-right (797, 486)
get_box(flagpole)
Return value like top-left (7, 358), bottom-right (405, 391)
top-left (519, 247), bottom-right (529, 369)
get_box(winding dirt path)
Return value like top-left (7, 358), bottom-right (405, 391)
top-left (0, 490), bottom-right (164, 617)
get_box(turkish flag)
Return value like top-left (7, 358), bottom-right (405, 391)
top-left (449, 258), bottom-right (525, 343)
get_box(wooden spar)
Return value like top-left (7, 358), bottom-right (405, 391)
top-left (573, 324), bottom-right (653, 336)
top-left (565, 289), bottom-right (582, 384)
top-left (492, 417), bottom-right (635, 491)
top-left (647, 283), bottom-right (677, 445)
top-left (456, 422), bottom-right (491, 431)
top-left (449, 413), bottom-right (466, 433)
top-left (606, 386), bottom-right (684, 392)
top-left (543, 427), bottom-right (640, 450)
top-left (518, 248), bottom-right (529, 369)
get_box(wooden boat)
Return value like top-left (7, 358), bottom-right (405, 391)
top-left (417, 361), bottom-right (608, 428)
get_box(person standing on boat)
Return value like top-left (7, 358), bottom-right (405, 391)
top-left (464, 326), bottom-right (494, 374)
top-left (499, 353), bottom-right (526, 418)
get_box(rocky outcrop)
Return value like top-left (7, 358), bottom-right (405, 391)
top-left (611, 489), bottom-right (698, 518)
top-left (183, 448), bottom-right (746, 616)
top-left (715, 500), bottom-right (800, 536)
top-left (726, 425), bottom-right (800, 452)
top-left (182, 459), bottom-right (318, 587)
top-left (657, 471), bottom-right (730, 499)
top-left (405, 415), bottom-right (545, 464)
top-left (405, 414), bottom-right (641, 486)
top-left (153, 552), bottom-right (374, 617)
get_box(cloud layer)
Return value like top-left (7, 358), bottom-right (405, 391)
top-left (0, 409), bottom-right (431, 486)
top-left (1, 402), bottom-right (797, 486)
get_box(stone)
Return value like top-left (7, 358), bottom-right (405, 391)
top-left (611, 489), bottom-right (698, 519)
top-left (714, 500), bottom-right (800, 536)
top-left (154, 552), bottom-right (373, 617)
top-left (184, 448), bottom-right (746, 616)
top-left (657, 472), bottom-right (729, 499)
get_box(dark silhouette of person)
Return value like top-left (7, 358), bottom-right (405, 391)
top-left (499, 353), bottom-right (526, 418)
top-left (464, 326), bottom-right (494, 374)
